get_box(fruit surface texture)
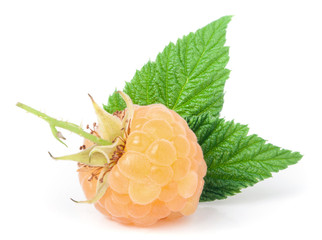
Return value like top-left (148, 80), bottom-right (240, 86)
top-left (79, 104), bottom-right (206, 226)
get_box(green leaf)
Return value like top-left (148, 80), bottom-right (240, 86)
top-left (104, 16), bottom-right (232, 117)
top-left (104, 90), bottom-right (126, 116)
top-left (186, 114), bottom-right (303, 201)
top-left (103, 16), bottom-right (302, 202)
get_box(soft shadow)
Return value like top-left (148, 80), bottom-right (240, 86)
top-left (148, 204), bottom-right (233, 231)
top-left (214, 178), bottom-right (305, 206)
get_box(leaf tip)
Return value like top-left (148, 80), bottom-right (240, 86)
top-left (294, 151), bottom-right (304, 162)
top-left (222, 15), bottom-right (234, 22)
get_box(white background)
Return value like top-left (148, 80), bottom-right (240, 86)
top-left (1, 0), bottom-right (321, 239)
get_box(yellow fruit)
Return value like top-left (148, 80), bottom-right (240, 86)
top-left (177, 171), bottom-right (198, 198)
top-left (158, 181), bottom-right (178, 202)
top-left (146, 139), bottom-right (177, 166)
top-left (150, 165), bottom-right (173, 186)
top-left (117, 151), bottom-right (151, 182)
top-left (107, 165), bottom-right (129, 194)
top-left (79, 103), bottom-right (207, 226)
top-left (128, 180), bottom-right (161, 205)
top-left (172, 158), bottom-right (191, 181)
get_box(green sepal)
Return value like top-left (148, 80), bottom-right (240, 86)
top-left (89, 138), bottom-right (122, 163)
top-left (71, 166), bottom-right (110, 204)
top-left (88, 94), bottom-right (122, 142)
top-left (49, 146), bottom-right (107, 167)
top-left (118, 91), bottom-right (134, 135)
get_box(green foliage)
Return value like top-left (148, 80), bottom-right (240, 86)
top-left (105, 90), bottom-right (126, 113)
top-left (104, 16), bottom-right (232, 117)
top-left (104, 16), bottom-right (302, 202)
top-left (186, 114), bottom-right (303, 201)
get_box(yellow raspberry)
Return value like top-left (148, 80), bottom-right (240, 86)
top-left (79, 102), bottom-right (207, 226)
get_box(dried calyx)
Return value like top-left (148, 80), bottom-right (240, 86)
top-left (16, 91), bottom-right (134, 204)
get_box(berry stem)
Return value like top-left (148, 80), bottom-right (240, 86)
top-left (16, 102), bottom-right (111, 146)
